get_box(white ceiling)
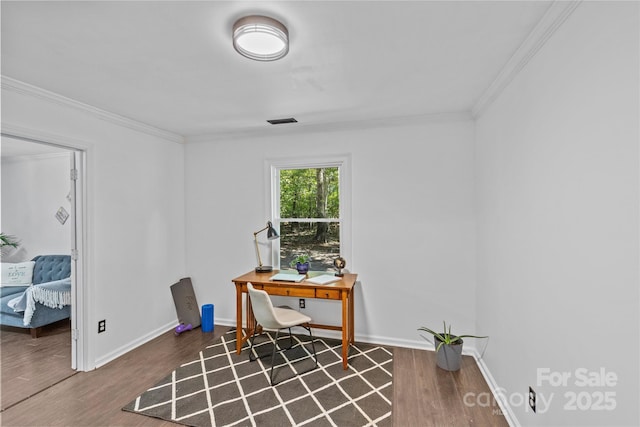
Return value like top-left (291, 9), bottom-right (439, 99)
top-left (1, 1), bottom-right (554, 141)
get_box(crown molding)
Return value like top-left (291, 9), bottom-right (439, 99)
top-left (1, 150), bottom-right (68, 163)
top-left (1, 75), bottom-right (184, 144)
top-left (185, 110), bottom-right (474, 143)
top-left (2, 123), bottom-right (92, 151)
top-left (471, 0), bottom-right (582, 119)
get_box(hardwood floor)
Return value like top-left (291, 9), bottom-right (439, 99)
top-left (1, 325), bottom-right (509, 426)
top-left (1, 319), bottom-right (76, 411)
top-left (394, 346), bottom-right (509, 426)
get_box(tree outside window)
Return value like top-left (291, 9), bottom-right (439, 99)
top-left (277, 167), bottom-right (340, 271)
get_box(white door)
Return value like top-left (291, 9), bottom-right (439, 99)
top-left (69, 151), bottom-right (85, 370)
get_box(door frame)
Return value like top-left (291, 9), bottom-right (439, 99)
top-left (1, 124), bottom-right (90, 371)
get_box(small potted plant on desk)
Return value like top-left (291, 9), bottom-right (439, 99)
top-left (290, 254), bottom-right (310, 274)
top-left (418, 321), bottom-right (488, 371)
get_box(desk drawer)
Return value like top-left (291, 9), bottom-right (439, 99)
top-left (315, 288), bottom-right (341, 300)
top-left (263, 285), bottom-right (315, 298)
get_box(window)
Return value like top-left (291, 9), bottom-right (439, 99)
top-left (269, 156), bottom-right (351, 271)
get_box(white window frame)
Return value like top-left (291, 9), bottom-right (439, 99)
top-left (265, 154), bottom-right (352, 270)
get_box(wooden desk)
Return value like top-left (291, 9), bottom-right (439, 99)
top-left (232, 270), bottom-right (358, 370)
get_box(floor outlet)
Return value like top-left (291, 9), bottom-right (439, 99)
top-left (299, 299), bottom-right (305, 309)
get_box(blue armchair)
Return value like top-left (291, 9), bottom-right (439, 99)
top-left (0, 255), bottom-right (71, 337)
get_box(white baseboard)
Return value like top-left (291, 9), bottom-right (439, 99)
top-left (93, 319), bottom-right (177, 369)
top-left (215, 317), bottom-right (433, 348)
top-left (467, 348), bottom-right (521, 427)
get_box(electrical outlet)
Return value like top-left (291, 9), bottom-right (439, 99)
top-left (98, 319), bottom-right (106, 333)
top-left (529, 386), bottom-right (536, 413)
top-left (299, 299), bottom-right (306, 309)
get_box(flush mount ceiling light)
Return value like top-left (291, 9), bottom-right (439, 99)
top-left (233, 15), bottom-right (289, 61)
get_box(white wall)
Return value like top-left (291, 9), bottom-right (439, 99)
top-left (1, 87), bottom-right (186, 369)
top-left (475, 2), bottom-right (639, 426)
top-left (1, 151), bottom-right (71, 260)
top-left (0, 83), bottom-right (476, 366)
top-left (185, 119), bottom-right (477, 347)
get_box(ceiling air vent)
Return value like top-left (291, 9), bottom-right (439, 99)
top-left (267, 117), bottom-right (298, 125)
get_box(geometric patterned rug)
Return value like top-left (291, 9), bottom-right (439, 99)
top-left (123, 329), bottom-right (393, 427)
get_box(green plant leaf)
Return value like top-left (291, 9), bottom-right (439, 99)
top-left (418, 321), bottom-right (489, 350)
top-left (417, 327), bottom-right (447, 343)
top-left (0, 233), bottom-right (19, 248)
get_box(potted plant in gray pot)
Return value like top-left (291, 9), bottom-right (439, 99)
top-left (418, 321), bottom-right (488, 371)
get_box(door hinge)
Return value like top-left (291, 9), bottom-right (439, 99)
top-left (70, 168), bottom-right (78, 180)
top-left (72, 329), bottom-right (79, 340)
top-left (71, 249), bottom-right (78, 261)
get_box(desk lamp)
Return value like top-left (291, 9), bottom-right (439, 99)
top-left (253, 221), bottom-right (279, 272)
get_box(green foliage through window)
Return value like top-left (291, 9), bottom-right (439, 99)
top-left (278, 167), bottom-right (340, 271)
top-left (280, 168), bottom-right (339, 219)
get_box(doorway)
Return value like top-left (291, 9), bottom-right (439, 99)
top-left (0, 133), bottom-right (86, 373)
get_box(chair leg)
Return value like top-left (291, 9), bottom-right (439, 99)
top-left (306, 324), bottom-right (318, 367)
top-left (269, 329), bottom-right (280, 386)
top-left (270, 325), bottom-right (317, 386)
top-left (252, 325), bottom-right (318, 386)
top-left (251, 324), bottom-right (294, 363)
top-left (249, 320), bottom-right (259, 362)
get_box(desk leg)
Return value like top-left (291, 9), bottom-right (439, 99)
top-left (349, 286), bottom-right (355, 345)
top-left (341, 290), bottom-right (349, 370)
top-left (235, 285), bottom-right (243, 355)
top-left (246, 296), bottom-right (255, 343)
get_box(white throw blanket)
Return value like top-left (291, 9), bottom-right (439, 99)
top-left (7, 277), bottom-right (71, 325)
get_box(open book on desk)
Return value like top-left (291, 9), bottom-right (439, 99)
top-left (269, 273), bottom-right (306, 282)
top-left (305, 274), bottom-right (341, 285)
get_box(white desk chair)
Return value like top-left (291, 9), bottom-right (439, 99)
top-left (247, 282), bottom-right (318, 385)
